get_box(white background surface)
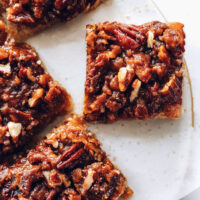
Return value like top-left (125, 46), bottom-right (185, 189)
top-left (183, 189), bottom-right (200, 200)
top-left (26, 0), bottom-right (200, 199)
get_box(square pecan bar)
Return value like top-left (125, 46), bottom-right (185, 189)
top-left (0, 0), bottom-right (104, 40)
top-left (0, 21), bottom-right (72, 155)
top-left (84, 21), bottom-right (185, 122)
top-left (0, 115), bottom-right (133, 199)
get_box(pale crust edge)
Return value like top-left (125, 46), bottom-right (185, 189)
top-left (153, 104), bottom-right (182, 119)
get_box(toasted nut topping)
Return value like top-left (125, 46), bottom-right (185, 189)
top-left (118, 65), bottom-right (134, 92)
top-left (28, 88), bottom-right (44, 107)
top-left (118, 67), bottom-right (127, 91)
top-left (160, 75), bottom-right (176, 95)
top-left (13, 75), bottom-right (21, 85)
top-left (38, 74), bottom-right (51, 87)
top-left (0, 48), bottom-right (8, 60)
top-left (109, 75), bottom-right (119, 90)
top-left (37, 60), bottom-right (41, 65)
top-left (130, 79), bottom-right (141, 102)
top-left (82, 169), bottom-right (94, 194)
top-left (152, 64), bottom-right (167, 79)
top-left (84, 21), bottom-right (185, 122)
top-left (89, 93), bottom-right (107, 113)
top-left (0, 63), bottom-right (11, 74)
top-left (158, 45), bottom-right (170, 64)
top-left (27, 67), bottom-right (36, 82)
top-left (7, 122), bottom-right (22, 142)
top-left (147, 31), bottom-right (154, 48)
top-left (43, 170), bottom-right (65, 188)
top-left (43, 170), bottom-right (50, 182)
top-left (52, 141), bottom-right (59, 148)
top-left (59, 173), bottom-right (71, 188)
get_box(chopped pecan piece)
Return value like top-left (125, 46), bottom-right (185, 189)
top-left (73, 162), bottom-right (130, 199)
top-left (159, 75), bottom-right (182, 104)
top-left (105, 91), bottom-right (126, 112)
top-left (43, 169), bottom-right (71, 188)
top-left (147, 30), bottom-right (155, 48)
top-left (130, 79), bottom-right (141, 102)
top-left (88, 93), bottom-right (107, 113)
top-left (161, 24), bottom-right (185, 50)
top-left (157, 45), bottom-right (171, 64)
top-left (160, 75), bottom-right (178, 95)
top-left (84, 21), bottom-right (185, 122)
top-left (118, 65), bottom-right (135, 92)
top-left (134, 53), bottom-right (152, 83)
top-left (0, 48), bottom-right (8, 60)
top-left (110, 74), bottom-right (119, 90)
top-left (134, 98), bottom-right (148, 119)
top-left (7, 5), bottom-right (35, 24)
top-left (0, 115), bottom-right (132, 200)
top-left (152, 63), bottom-right (167, 79)
top-left (28, 88), bottom-right (44, 107)
top-left (7, 121), bottom-right (22, 143)
top-left (0, 63), bottom-right (11, 75)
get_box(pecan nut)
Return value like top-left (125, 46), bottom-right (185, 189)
top-left (28, 88), bottom-right (45, 107)
top-left (130, 79), bottom-right (141, 102)
top-left (118, 65), bottom-right (135, 92)
top-left (57, 143), bottom-right (88, 170)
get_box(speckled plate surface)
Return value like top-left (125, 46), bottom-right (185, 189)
top-left (27, 0), bottom-right (200, 199)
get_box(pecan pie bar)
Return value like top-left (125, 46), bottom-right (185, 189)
top-left (0, 21), bottom-right (72, 155)
top-left (0, 0), bottom-right (104, 40)
top-left (0, 115), bottom-right (133, 200)
top-left (84, 21), bottom-right (185, 122)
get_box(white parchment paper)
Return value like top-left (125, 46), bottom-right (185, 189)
top-left (27, 0), bottom-right (200, 199)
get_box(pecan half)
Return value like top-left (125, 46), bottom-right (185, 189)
top-left (113, 29), bottom-right (140, 51)
top-left (57, 143), bottom-right (88, 170)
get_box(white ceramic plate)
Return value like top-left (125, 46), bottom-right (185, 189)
top-left (27, 0), bottom-right (200, 199)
